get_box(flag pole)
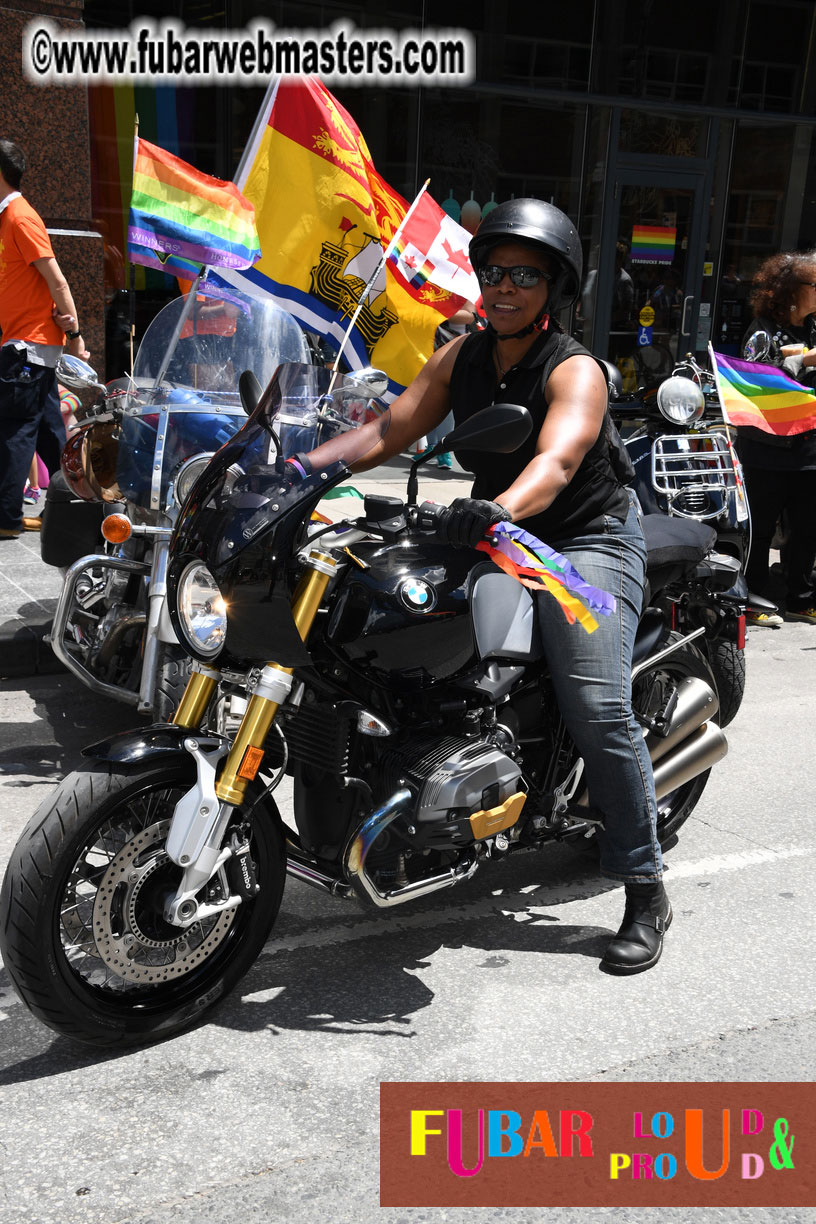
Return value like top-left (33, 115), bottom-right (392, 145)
top-left (148, 84), bottom-right (275, 390)
top-left (128, 114), bottom-right (140, 379)
top-left (150, 267), bottom-right (206, 392)
top-left (708, 341), bottom-right (749, 522)
top-left (126, 119), bottom-right (206, 392)
top-left (232, 78), bottom-right (279, 189)
top-left (328, 179), bottom-right (430, 394)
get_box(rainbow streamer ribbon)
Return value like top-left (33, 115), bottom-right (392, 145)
top-left (477, 522), bottom-right (616, 634)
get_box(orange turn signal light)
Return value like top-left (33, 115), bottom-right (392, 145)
top-left (102, 514), bottom-right (132, 543)
top-left (237, 745), bottom-right (265, 781)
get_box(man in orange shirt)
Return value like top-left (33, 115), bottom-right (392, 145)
top-left (0, 139), bottom-right (88, 537)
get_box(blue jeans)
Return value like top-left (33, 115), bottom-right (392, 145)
top-left (534, 494), bottom-right (662, 883)
top-left (0, 345), bottom-right (64, 531)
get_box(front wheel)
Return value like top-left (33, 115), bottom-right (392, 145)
top-left (0, 759), bottom-right (285, 1047)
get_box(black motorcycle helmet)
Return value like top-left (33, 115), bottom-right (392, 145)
top-left (469, 198), bottom-right (583, 313)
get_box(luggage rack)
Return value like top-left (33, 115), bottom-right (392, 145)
top-left (651, 432), bottom-right (738, 521)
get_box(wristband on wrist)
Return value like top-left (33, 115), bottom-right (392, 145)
top-left (65, 329), bottom-right (81, 340)
top-left (288, 452), bottom-right (313, 477)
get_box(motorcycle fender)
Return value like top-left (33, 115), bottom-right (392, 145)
top-left (693, 552), bottom-right (742, 593)
top-left (80, 726), bottom-right (286, 828)
top-left (81, 724), bottom-right (216, 768)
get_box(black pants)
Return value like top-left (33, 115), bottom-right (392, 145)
top-left (0, 345), bottom-right (65, 531)
top-left (743, 464), bottom-right (816, 611)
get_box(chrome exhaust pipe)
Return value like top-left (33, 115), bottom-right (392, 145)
top-left (576, 676), bottom-right (726, 807)
top-left (285, 850), bottom-right (355, 898)
top-left (653, 720), bottom-right (728, 799)
top-left (643, 676), bottom-right (719, 763)
top-left (343, 787), bottom-right (480, 908)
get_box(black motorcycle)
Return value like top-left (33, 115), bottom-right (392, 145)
top-left (608, 356), bottom-right (749, 726)
top-left (0, 362), bottom-right (735, 1047)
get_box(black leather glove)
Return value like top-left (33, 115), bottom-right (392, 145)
top-left (437, 497), bottom-right (512, 548)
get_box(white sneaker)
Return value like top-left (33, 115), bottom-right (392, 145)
top-left (745, 608), bottom-right (783, 628)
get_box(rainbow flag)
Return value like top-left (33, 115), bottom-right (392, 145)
top-left (711, 349), bottom-right (816, 437)
top-left (477, 523), bottom-right (616, 634)
top-left (631, 224), bottom-right (676, 265)
top-left (128, 137), bottom-right (260, 276)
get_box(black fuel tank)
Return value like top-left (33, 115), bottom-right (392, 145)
top-left (325, 537), bottom-right (482, 686)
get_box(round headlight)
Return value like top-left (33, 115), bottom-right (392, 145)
top-left (177, 562), bottom-right (227, 658)
top-left (656, 376), bottom-right (706, 425)
top-left (173, 453), bottom-right (215, 508)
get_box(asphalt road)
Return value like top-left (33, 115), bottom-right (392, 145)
top-left (0, 615), bottom-right (814, 1223)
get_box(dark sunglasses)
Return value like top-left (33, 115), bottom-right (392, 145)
top-left (478, 264), bottom-right (553, 288)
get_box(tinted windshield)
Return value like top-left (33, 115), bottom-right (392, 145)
top-left (175, 362), bottom-right (390, 567)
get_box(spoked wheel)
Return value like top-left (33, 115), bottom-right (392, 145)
top-left (0, 758), bottom-right (285, 1047)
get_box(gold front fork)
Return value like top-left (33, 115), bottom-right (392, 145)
top-left (199, 551), bottom-right (337, 806)
top-left (172, 668), bottom-right (219, 729)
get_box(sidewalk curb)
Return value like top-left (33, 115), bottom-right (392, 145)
top-left (0, 614), bottom-right (66, 679)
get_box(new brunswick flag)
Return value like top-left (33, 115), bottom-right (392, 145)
top-left (219, 78), bottom-right (471, 400)
top-left (711, 348), bottom-right (816, 437)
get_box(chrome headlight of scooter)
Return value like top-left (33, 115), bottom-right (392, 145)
top-left (177, 562), bottom-right (227, 657)
top-left (656, 376), bottom-right (706, 425)
top-left (173, 453), bottom-right (216, 508)
top-left (173, 455), bottom-right (245, 509)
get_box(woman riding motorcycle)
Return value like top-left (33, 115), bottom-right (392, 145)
top-left (300, 199), bottom-right (669, 975)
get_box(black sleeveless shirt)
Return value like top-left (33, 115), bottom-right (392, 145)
top-left (449, 327), bottom-right (631, 542)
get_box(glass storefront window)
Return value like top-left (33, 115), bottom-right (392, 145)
top-left (618, 110), bottom-right (705, 158)
top-left (712, 120), bottom-right (814, 354)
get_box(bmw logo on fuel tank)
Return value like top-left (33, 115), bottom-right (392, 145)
top-left (398, 577), bottom-right (437, 613)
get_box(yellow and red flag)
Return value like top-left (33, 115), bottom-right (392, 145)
top-left (216, 77), bottom-right (470, 399)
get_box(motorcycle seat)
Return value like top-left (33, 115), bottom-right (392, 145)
top-left (642, 513), bottom-right (716, 596)
top-left (642, 513), bottom-right (715, 566)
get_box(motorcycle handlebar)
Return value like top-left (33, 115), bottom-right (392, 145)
top-left (412, 500), bottom-right (446, 531)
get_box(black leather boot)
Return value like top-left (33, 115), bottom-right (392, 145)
top-left (600, 881), bottom-right (672, 975)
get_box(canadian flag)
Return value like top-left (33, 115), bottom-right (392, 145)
top-left (388, 191), bottom-right (481, 306)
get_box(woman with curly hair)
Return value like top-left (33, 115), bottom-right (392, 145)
top-left (740, 250), bottom-right (816, 626)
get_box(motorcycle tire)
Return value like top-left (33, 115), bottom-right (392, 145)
top-left (633, 634), bottom-right (721, 846)
top-left (153, 642), bottom-right (193, 723)
top-left (0, 758), bottom-right (285, 1047)
top-left (706, 639), bottom-right (746, 729)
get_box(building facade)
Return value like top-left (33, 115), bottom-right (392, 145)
top-left (30, 0), bottom-right (816, 382)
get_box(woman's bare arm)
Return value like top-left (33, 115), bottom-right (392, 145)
top-left (493, 354), bottom-right (607, 520)
top-left (305, 335), bottom-right (466, 473)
